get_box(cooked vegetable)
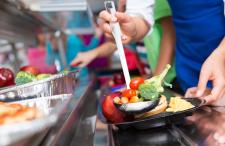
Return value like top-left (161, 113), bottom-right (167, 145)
top-left (36, 74), bottom-right (52, 80)
top-left (113, 96), bottom-right (121, 104)
top-left (120, 97), bottom-right (129, 104)
top-left (15, 71), bottom-right (36, 85)
top-left (130, 96), bottom-right (139, 103)
top-left (122, 89), bottom-right (136, 99)
top-left (138, 64), bottom-right (171, 101)
top-left (129, 77), bottom-right (145, 90)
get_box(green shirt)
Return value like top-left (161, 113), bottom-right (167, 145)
top-left (144, 0), bottom-right (176, 83)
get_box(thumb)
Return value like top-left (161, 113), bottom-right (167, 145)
top-left (197, 69), bottom-right (210, 97)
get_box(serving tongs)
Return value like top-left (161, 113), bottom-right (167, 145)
top-left (105, 1), bottom-right (158, 114)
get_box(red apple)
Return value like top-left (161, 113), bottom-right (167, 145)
top-left (102, 91), bottom-right (125, 123)
top-left (20, 66), bottom-right (40, 76)
top-left (0, 68), bottom-right (14, 87)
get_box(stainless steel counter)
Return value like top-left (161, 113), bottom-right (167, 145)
top-left (42, 75), bottom-right (98, 146)
top-left (8, 74), bottom-right (98, 146)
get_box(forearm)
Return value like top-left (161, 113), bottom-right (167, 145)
top-left (90, 41), bottom-right (117, 58)
top-left (154, 17), bottom-right (176, 75)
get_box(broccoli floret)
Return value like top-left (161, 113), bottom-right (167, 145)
top-left (15, 71), bottom-right (36, 85)
top-left (138, 64), bottom-right (172, 101)
top-left (36, 74), bottom-right (52, 80)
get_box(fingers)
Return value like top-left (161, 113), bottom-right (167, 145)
top-left (204, 76), bottom-right (225, 104)
top-left (211, 84), bottom-right (225, 101)
top-left (71, 59), bottom-right (82, 67)
top-left (70, 54), bottom-right (83, 67)
top-left (197, 67), bottom-right (210, 97)
top-left (185, 87), bottom-right (198, 98)
top-left (102, 23), bottom-right (112, 35)
top-left (99, 10), bottom-right (114, 36)
top-left (115, 12), bottom-right (131, 23)
top-left (99, 10), bottom-right (117, 22)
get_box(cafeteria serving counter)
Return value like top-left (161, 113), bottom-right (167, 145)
top-left (41, 75), bottom-right (98, 146)
top-left (5, 72), bottom-right (225, 146)
top-left (42, 75), bottom-right (225, 146)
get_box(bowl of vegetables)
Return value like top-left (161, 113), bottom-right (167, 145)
top-left (113, 65), bottom-right (171, 115)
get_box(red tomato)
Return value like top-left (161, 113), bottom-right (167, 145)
top-left (122, 89), bottom-right (136, 99)
top-left (20, 66), bottom-right (40, 76)
top-left (129, 77), bottom-right (145, 90)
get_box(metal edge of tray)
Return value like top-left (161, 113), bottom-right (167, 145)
top-left (0, 70), bottom-right (79, 94)
top-left (0, 94), bottom-right (73, 146)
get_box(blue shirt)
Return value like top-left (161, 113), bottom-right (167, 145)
top-left (46, 34), bottom-right (99, 71)
top-left (168, 0), bottom-right (225, 91)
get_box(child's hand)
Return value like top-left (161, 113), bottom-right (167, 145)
top-left (71, 51), bottom-right (97, 68)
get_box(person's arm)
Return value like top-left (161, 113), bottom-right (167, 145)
top-left (99, 0), bottom-right (154, 44)
top-left (154, 16), bottom-right (175, 75)
top-left (71, 41), bottom-right (116, 67)
top-left (186, 37), bottom-right (225, 104)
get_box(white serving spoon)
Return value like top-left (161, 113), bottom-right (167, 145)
top-left (105, 1), bottom-right (131, 89)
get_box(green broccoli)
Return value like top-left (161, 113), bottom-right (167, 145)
top-left (138, 64), bottom-right (172, 101)
top-left (15, 71), bottom-right (36, 85)
top-left (36, 74), bottom-right (52, 80)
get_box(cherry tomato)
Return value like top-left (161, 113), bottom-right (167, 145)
top-left (129, 77), bottom-right (145, 90)
top-left (20, 66), bottom-right (40, 76)
top-left (122, 89), bottom-right (136, 99)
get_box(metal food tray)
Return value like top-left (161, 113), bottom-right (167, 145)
top-left (0, 71), bottom-right (78, 102)
top-left (0, 94), bottom-right (72, 146)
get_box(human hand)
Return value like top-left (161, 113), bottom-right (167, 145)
top-left (99, 11), bottom-right (137, 44)
top-left (186, 48), bottom-right (225, 104)
top-left (70, 51), bottom-right (97, 68)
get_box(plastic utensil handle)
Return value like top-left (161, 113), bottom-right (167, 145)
top-left (104, 1), bottom-right (131, 88)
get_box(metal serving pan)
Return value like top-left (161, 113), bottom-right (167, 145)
top-left (0, 71), bottom-right (78, 102)
top-left (0, 94), bottom-right (72, 146)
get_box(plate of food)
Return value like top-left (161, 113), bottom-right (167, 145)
top-left (98, 65), bottom-right (205, 129)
